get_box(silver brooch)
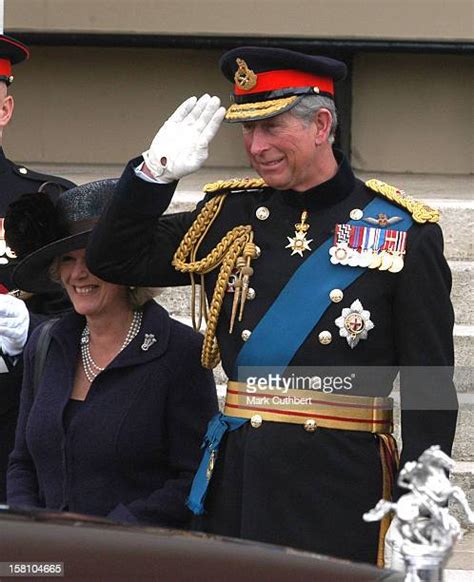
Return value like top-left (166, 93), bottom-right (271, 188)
top-left (141, 333), bottom-right (157, 351)
top-left (335, 299), bottom-right (374, 349)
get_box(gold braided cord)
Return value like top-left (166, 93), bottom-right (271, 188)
top-left (175, 224), bottom-right (252, 276)
top-left (225, 96), bottom-right (298, 120)
top-left (189, 195), bottom-right (226, 331)
top-left (201, 231), bottom-right (252, 368)
top-left (172, 194), bottom-right (254, 369)
top-left (203, 177), bottom-right (267, 194)
top-left (172, 195), bottom-right (225, 274)
top-left (365, 179), bottom-right (440, 224)
top-left (228, 96), bottom-right (297, 111)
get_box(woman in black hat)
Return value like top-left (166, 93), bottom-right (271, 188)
top-left (6, 180), bottom-right (217, 525)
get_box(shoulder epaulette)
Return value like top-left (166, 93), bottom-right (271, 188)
top-left (365, 178), bottom-right (440, 224)
top-left (12, 164), bottom-right (76, 191)
top-left (203, 177), bottom-right (267, 194)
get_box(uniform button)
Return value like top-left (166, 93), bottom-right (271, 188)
top-left (304, 419), bottom-right (318, 432)
top-left (329, 289), bottom-right (344, 303)
top-left (318, 331), bottom-right (332, 345)
top-left (350, 208), bottom-right (363, 220)
top-left (254, 245), bottom-right (261, 258)
top-left (256, 206), bottom-right (270, 221)
top-left (18, 167), bottom-right (28, 175)
top-left (251, 414), bottom-right (263, 428)
top-left (247, 288), bottom-right (256, 300)
top-left (241, 329), bottom-right (252, 341)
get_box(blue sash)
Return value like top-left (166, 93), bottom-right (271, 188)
top-left (187, 196), bottom-right (413, 514)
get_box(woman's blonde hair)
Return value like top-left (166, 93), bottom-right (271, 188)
top-left (128, 286), bottom-right (162, 309)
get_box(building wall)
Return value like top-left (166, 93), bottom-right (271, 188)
top-left (352, 53), bottom-right (473, 173)
top-left (4, 1), bottom-right (472, 173)
top-left (6, 0), bottom-right (472, 41)
top-left (7, 47), bottom-right (245, 167)
top-left (6, 45), bottom-right (472, 174)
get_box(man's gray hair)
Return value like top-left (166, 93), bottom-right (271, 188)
top-left (290, 95), bottom-right (338, 145)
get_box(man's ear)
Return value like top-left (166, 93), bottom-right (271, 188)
top-left (313, 108), bottom-right (332, 146)
top-left (0, 93), bottom-right (14, 131)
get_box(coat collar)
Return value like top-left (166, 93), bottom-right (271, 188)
top-left (277, 150), bottom-right (355, 211)
top-left (51, 300), bottom-right (171, 368)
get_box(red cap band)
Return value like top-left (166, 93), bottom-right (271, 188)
top-left (0, 59), bottom-right (12, 78)
top-left (234, 69), bottom-right (334, 96)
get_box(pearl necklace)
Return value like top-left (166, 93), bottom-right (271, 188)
top-left (80, 310), bottom-right (143, 383)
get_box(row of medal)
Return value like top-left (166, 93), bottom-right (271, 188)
top-left (329, 224), bottom-right (407, 273)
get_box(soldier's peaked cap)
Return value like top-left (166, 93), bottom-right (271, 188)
top-left (219, 46), bottom-right (347, 123)
top-left (0, 34), bottom-right (30, 85)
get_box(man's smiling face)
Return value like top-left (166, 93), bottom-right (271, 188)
top-left (241, 111), bottom-right (321, 192)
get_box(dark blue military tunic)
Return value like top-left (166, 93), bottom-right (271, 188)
top-left (87, 153), bottom-right (457, 563)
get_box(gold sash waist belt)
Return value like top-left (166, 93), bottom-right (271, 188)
top-left (224, 381), bottom-right (393, 433)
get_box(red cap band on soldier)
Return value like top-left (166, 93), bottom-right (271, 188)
top-left (0, 34), bottom-right (30, 84)
top-left (0, 59), bottom-right (11, 77)
top-left (234, 69), bottom-right (334, 96)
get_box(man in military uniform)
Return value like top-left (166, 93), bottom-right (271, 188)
top-left (86, 47), bottom-right (457, 565)
top-left (0, 34), bottom-right (74, 501)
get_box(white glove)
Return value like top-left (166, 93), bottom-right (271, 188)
top-left (142, 94), bottom-right (226, 183)
top-left (0, 294), bottom-right (30, 356)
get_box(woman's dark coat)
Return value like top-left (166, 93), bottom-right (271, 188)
top-left (7, 300), bottom-right (218, 526)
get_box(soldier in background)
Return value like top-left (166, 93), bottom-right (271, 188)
top-left (0, 34), bottom-right (75, 502)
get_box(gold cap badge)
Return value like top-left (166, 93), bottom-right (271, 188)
top-left (234, 58), bottom-right (257, 91)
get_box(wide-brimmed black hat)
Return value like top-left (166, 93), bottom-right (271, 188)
top-left (0, 34), bottom-right (30, 85)
top-left (11, 179), bottom-right (117, 293)
top-left (219, 46), bottom-right (347, 123)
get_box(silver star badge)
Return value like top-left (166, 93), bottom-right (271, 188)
top-left (335, 299), bottom-right (374, 349)
top-left (286, 231), bottom-right (313, 257)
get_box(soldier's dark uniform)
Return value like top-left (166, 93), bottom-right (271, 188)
top-left (0, 35), bottom-right (75, 501)
top-left (86, 49), bottom-right (457, 564)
